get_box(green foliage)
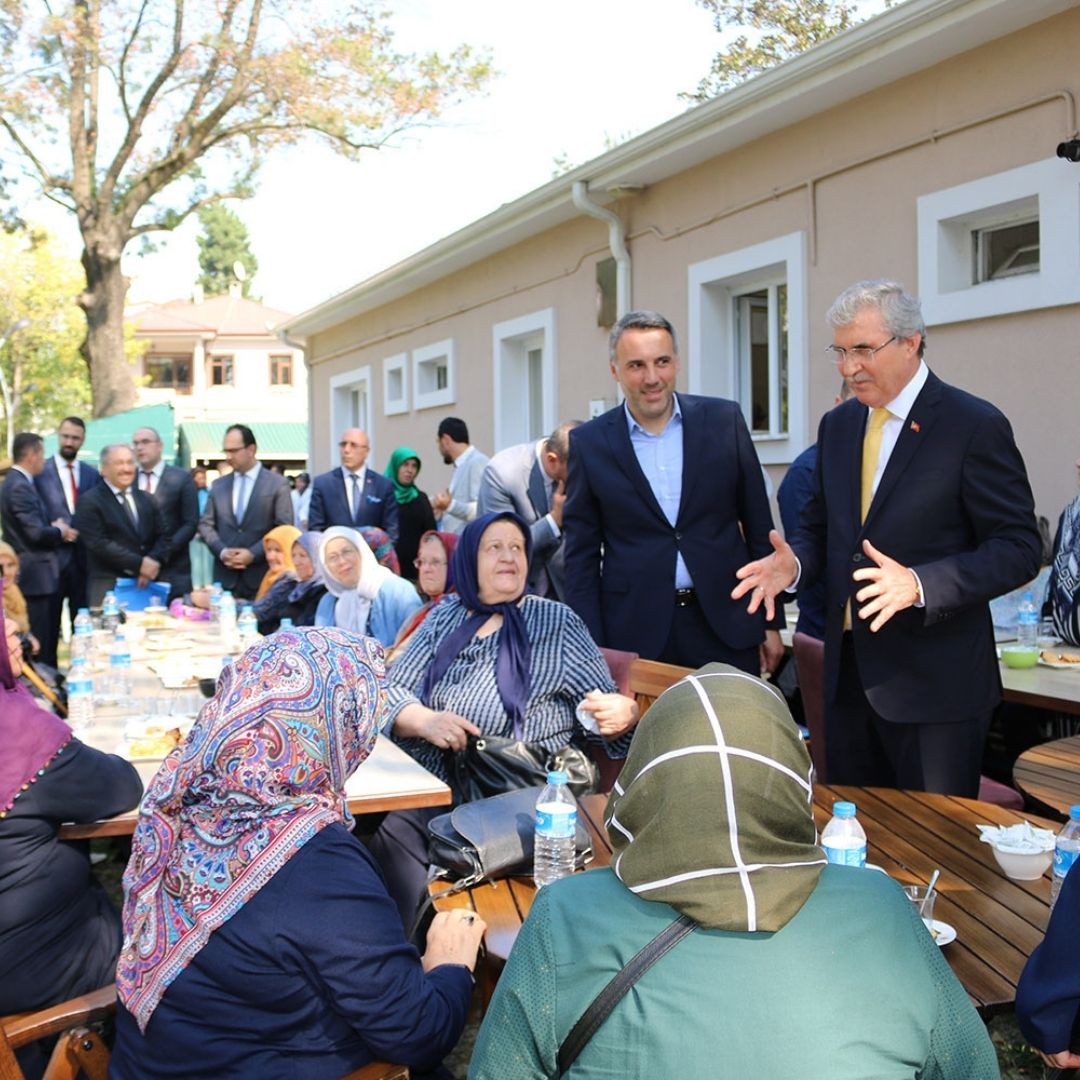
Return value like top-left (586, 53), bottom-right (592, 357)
top-left (685, 0), bottom-right (895, 103)
top-left (197, 204), bottom-right (259, 298)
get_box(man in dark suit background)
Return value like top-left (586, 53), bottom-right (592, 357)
top-left (563, 309), bottom-right (784, 674)
top-left (477, 421), bottom-right (579, 601)
top-left (308, 428), bottom-right (399, 541)
top-left (34, 415), bottom-right (98, 646)
top-left (132, 426), bottom-right (198, 600)
top-left (735, 280), bottom-right (1041, 796)
top-left (74, 443), bottom-right (169, 607)
top-left (197, 424), bottom-right (293, 599)
top-left (1, 432), bottom-right (77, 664)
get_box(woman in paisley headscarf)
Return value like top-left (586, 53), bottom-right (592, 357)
top-left (1046, 456), bottom-right (1080, 645)
top-left (471, 663), bottom-right (997, 1079)
top-left (111, 627), bottom-right (484, 1080)
top-left (385, 446), bottom-right (437, 582)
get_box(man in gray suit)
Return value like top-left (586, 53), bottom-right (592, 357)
top-left (197, 424), bottom-right (293, 599)
top-left (133, 426), bottom-right (199, 601)
top-left (477, 422), bottom-right (579, 600)
top-left (431, 417), bottom-right (489, 535)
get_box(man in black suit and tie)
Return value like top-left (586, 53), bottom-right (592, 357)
top-left (197, 424), bottom-right (293, 600)
top-left (563, 310), bottom-right (784, 675)
top-left (735, 280), bottom-right (1042, 796)
top-left (72, 443), bottom-right (169, 608)
top-left (308, 428), bottom-right (399, 541)
top-left (34, 416), bottom-right (98, 652)
top-left (1, 432), bottom-right (77, 664)
top-left (477, 422), bottom-right (579, 600)
top-left (132, 426), bottom-right (199, 600)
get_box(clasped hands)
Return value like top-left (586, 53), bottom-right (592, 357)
top-left (732, 529), bottom-right (920, 632)
top-left (221, 547), bottom-right (254, 570)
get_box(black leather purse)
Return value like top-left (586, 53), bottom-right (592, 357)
top-left (447, 734), bottom-right (599, 805)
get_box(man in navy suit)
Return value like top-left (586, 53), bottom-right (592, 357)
top-left (735, 280), bottom-right (1041, 795)
top-left (197, 424), bottom-right (294, 599)
top-left (308, 428), bottom-right (399, 542)
top-left (35, 416), bottom-right (99, 642)
top-left (563, 310), bottom-right (784, 675)
top-left (1, 432), bottom-right (78, 664)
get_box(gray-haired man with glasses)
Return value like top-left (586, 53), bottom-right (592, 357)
top-left (735, 279), bottom-right (1040, 797)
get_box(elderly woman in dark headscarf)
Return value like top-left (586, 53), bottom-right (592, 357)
top-left (471, 663), bottom-right (998, 1078)
top-left (110, 627), bottom-right (484, 1080)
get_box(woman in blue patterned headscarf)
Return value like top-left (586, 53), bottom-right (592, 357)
top-left (111, 626), bottom-right (484, 1080)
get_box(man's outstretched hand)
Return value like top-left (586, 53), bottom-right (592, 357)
top-left (732, 529), bottom-right (798, 622)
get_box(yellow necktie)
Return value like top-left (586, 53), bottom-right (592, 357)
top-left (860, 408), bottom-right (890, 522)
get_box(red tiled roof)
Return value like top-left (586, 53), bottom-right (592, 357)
top-left (132, 294), bottom-right (294, 337)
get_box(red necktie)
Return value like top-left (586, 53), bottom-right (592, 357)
top-left (68, 463), bottom-right (78, 507)
top-left (143, 470), bottom-right (155, 495)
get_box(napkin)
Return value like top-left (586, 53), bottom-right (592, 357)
top-left (976, 821), bottom-right (1056, 853)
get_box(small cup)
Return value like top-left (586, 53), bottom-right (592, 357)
top-left (903, 884), bottom-right (937, 927)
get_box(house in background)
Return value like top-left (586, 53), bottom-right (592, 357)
top-left (129, 285), bottom-right (308, 473)
top-left (284, 0), bottom-right (1080, 526)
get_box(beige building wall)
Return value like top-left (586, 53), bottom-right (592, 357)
top-left (306, 4), bottom-right (1080, 526)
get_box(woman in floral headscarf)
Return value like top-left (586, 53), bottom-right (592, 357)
top-left (472, 663), bottom-right (997, 1079)
top-left (111, 626), bottom-right (484, 1080)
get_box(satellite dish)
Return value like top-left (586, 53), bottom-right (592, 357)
top-left (233, 261), bottom-right (248, 282)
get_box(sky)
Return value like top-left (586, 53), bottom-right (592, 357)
top-left (23, 0), bottom-right (723, 317)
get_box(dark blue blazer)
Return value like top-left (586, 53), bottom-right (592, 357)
top-left (791, 371), bottom-right (1041, 724)
top-left (563, 393), bottom-right (779, 659)
top-left (35, 457), bottom-right (99, 574)
top-left (0, 469), bottom-right (63, 595)
top-left (308, 466), bottom-right (399, 542)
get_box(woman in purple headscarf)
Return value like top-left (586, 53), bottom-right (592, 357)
top-left (0, 601), bottom-right (142, 1075)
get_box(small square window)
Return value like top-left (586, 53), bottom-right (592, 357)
top-left (145, 355), bottom-right (192, 393)
top-left (209, 355), bottom-right (234, 387)
top-left (412, 339), bottom-right (455, 410)
top-left (973, 219), bottom-right (1039, 283)
top-left (269, 354), bottom-right (293, 386)
top-left (383, 352), bottom-right (408, 415)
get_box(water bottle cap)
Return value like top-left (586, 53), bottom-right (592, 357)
top-left (546, 769), bottom-right (569, 785)
top-left (832, 801), bottom-right (856, 818)
top-left (77, 607), bottom-right (89, 615)
top-left (280, 619), bottom-right (294, 628)
top-left (1070, 805), bottom-right (1080, 821)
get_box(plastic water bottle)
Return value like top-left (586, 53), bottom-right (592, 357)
top-left (279, 618), bottom-right (294, 630)
top-left (109, 630), bottom-right (132, 702)
top-left (71, 607), bottom-right (94, 662)
top-left (102, 591), bottom-right (120, 633)
top-left (219, 591), bottom-right (237, 648)
top-left (67, 657), bottom-right (95, 732)
top-left (1049, 804), bottom-right (1080, 911)
top-left (1017, 592), bottom-right (1039, 652)
top-left (821, 801), bottom-right (867, 868)
top-left (209, 582), bottom-right (224, 625)
top-left (534, 769), bottom-right (577, 888)
top-left (238, 605), bottom-right (259, 647)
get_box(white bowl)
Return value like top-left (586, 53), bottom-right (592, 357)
top-left (989, 844), bottom-right (1053, 881)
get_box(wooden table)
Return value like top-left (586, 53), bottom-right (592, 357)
top-left (1001, 661), bottom-right (1080, 718)
top-left (1013, 735), bottom-right (1080, 820)
top-left (434, 786), bottom-right (1054, 1017)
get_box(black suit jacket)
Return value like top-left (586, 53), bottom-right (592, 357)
top-left (145, 465), bottom-right (198, 597)
top-left (197, 467), bottom-right (293, 598)
top-left (563, 393), bottom-right (780, 659)
top-left (0, 469), bottom-right (63, 595)
top-left (35, 458), bottom-right (99, 575)
top-left (73, 483), bottom-right (169, 608)
top-left (308, 467), bottom-right (399, 542)
top-left (792, 370), bottom-right (1042, 724)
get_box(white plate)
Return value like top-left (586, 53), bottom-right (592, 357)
top-left (928, 920), bottom-right (957, 947)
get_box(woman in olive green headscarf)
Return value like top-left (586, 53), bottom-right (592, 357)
top-left (471, 664), bottom-right (997, 1080)
top-left (385, 446), bottom-right (437, 583)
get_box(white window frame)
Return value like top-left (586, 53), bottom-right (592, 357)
top-left (492, 308), bottom-right (557, 451)
top-left (917, 158), bottom-right (1080, 326)
top-left (329, 365), bottom-right (373, 464)
top-left (412, 339), bottom-right (455, 410)
top-left (382, 352), bottom-right (408, 415)
top-left (687, 231), bottom-right (807, 465)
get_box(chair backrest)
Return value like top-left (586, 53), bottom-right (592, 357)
top-left (792, 632), bottom-right (827, 782)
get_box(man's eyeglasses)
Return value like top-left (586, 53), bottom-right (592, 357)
top-left (824, 336), bottom-right (897, 365)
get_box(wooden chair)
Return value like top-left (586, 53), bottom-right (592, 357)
top-left (0, 984), bottom-right (408, 1080)
top-left (792, 631), bottom-right (828, 781)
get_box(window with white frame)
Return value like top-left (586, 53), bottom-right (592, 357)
top-left (492, 309), bottom-right (556, 449)
top-left (329, 366), bottom-right (372, 463)
top-left (383, 352), bottom-right (408, 415)
top-left (917, 158), bottom-right (1080, 325)
top-left (687, 232), bottom-right (807, 464)
top-left (412, 339), bottom-right (455, 410)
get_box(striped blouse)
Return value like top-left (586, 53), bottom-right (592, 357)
top-left (385, 594), bottom-right (628, 783)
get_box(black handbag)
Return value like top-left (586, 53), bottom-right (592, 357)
top-left (427, 785), bottom-right (593, 889)
top-left (447, 733), bottom-right (599, 805)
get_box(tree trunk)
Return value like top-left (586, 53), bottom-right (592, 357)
top-left (79, 241), bottom-right (138, 418)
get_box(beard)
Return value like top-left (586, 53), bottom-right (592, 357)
top-left (441, 452), bottom-right (452, 465)
top-left (59, 444), bottom-right (78, 462)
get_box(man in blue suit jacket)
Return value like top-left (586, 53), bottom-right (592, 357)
top-left (35, 416), bottom-right (99, 641)
top-left (564, 310), bottom-right (783, 675)
top-left (735, 280), bottom-right (1041, 795)
top-left (308, 428), bottom-right (399, 542)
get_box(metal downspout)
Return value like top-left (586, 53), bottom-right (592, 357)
top-left (571, 180), bottom-right (631, 317)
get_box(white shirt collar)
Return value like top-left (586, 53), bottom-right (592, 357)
top-left (235, 461), bottom-right (262, 484)
top-left (12, 464), bottom-right (33, 481)
top-left (105, 480), bottom-right (130, 497)
top-left (878, 360), bottom-right (929, 422)
top-left (53, 453), bottom-right (79, 473)
top-left (454, 446), bottom-right (475, 468)
top-left (624, 392), bottom-right (683, 436)
top-left (140, 460), bottom-right (165, 480)
top-left (344, 464), bottom-right (367, 482)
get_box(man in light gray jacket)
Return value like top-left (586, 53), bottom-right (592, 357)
top-left (431, 417), bottom-right (489, 535)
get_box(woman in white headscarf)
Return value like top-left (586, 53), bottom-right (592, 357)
top-left (315, 526), bottom-right (423, 648)
top-left (471, 663), bottom-right (997, 1079)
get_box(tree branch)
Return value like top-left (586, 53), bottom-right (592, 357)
top-left (0, 117), bottom-right (72, 193)
top-left (117, 0), bottom-right (152, 124)
top-left (128, 188), bottom-right (251, 237)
